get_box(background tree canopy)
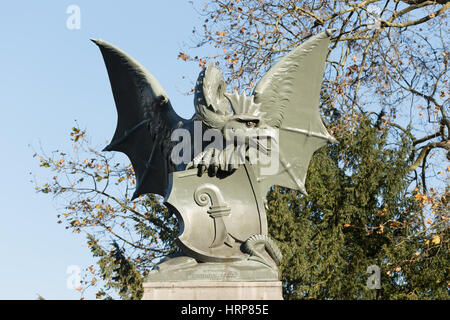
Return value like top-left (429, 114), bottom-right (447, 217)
top-left (34, 0), bottom-right (448, 299)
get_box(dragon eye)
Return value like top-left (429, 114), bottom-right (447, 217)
top-left (246, 121), bottom-right (256, 128)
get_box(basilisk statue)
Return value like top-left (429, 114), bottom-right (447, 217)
top-left (92, 29), bottom-right (335, 281)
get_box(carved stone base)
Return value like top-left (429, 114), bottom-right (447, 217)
top-left (142, 254), bottom-right (282, 299)
top-left (142, 281), bottom-right (283, 300)
top-left (146, 255), bottom-right (279, 282)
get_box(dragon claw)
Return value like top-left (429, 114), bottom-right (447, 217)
top-left (185, 147), bottom-right (243, 176)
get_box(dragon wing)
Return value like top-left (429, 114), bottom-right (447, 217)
top-left (92, 39), bottom-right (192, 199)
top-left (252, 30), bottom-right (335, 196)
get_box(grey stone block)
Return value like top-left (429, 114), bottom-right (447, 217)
top-left (142, 281), bottom-right (283, 300)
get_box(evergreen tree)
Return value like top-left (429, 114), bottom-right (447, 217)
top-left (268, 115), bottom-right (448, 299)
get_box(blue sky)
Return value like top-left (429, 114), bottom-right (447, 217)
top-left (0, 1), bottom-right (208, 299)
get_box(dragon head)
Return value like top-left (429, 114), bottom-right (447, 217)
top-left (195, 64), bottom-right (277, 157)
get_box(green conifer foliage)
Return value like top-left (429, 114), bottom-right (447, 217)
top-left (267, 116), bottom-right (448, 299)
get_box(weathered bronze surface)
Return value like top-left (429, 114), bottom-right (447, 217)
top-left (92, 29), bottom-right (335, 281)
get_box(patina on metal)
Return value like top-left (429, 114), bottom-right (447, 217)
top-left (92, 29), bottom-right (335, 281)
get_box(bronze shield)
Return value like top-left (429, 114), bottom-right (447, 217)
top-left (164, 164), bottom-right (267, 262)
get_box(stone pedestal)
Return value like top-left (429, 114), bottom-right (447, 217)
top-left (142, 281), bottom-right (283, 300)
